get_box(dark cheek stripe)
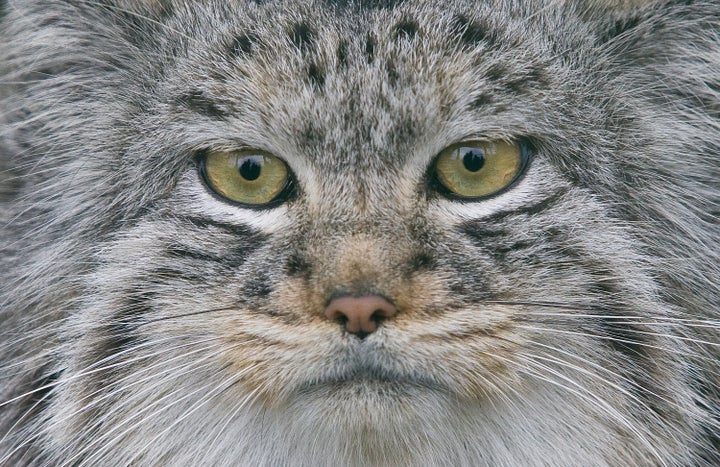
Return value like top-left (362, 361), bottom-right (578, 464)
top-left (174, 215), bottom-right (261, 238)
top-left (164, 243), bottom-right (254, 270)
top-left (11, 366), bottom-right (63, 431)
top-left (243, 270), bottom-right (274, 298)
top-left (483, 189), bottom-right (569, 223)
top-left (286, 253), bottom-right (312, 277)
top-left (102, 290), bottom-right (154, 354)
top-left (459, 189), bottom-right (569, 244)
top-left (89, 214), bottom-right (264, 380)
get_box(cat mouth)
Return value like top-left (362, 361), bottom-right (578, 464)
top-left (294, 365), bottom-right (447, 396)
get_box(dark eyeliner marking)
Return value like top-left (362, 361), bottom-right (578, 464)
top-left (481, 189), bottom-right (569, 223)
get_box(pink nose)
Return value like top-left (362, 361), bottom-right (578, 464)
top-left (324, 295), bottom-right (397, 338)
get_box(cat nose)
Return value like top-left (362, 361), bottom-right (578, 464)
top-left (324, 295), bottom-right (397, 339)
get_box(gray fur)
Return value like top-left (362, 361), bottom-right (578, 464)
top-left (0, 0), bottom-right (718, 465)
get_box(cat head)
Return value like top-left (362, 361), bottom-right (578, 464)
top-left (0, 0), bottom-right (717, 464)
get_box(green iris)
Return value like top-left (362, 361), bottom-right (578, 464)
top-left (434, 141), bottom-right (524, 198)
top-left (202, 150), bottom-right (290, 205)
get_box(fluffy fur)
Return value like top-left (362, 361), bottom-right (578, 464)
top-left (0, 0), bottom-right (718, 464)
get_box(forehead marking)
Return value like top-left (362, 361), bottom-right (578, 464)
top-left (364, 33), bottom-right (376, 63)
top-left (393, 17), bottom-right (418, 40)
top-left (175, 89), bottom-right (228, 119)
top-left (307, 62), bottom-right (326, 90)
top-left (230, 33), bottom-right (257, 58)
top-left (289, 21), bottom-right (316, 52)
top-left (453, 14), bottom-right (496, 47)
top-left (336, 40), bottom-right (349, 69)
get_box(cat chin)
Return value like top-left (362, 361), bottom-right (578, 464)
top-left (191, 380), bottom-right (651, 466)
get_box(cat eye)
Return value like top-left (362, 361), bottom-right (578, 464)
top-left (433, 141), bottom-right (527, 199)
top-left (200, 150), bottom-right (292, 206)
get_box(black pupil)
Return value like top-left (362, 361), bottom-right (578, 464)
top-left (461, 148), bottom-right (485, 172)
top-left (239, 157), bottom-right (263, 181)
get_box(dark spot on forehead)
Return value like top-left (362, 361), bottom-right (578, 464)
top-left (290, 21), bottom-right (315, 51)
top-left (391, 114), bottom-right (416, 141)
top-left (300, 120), bottom-right (326, 145)
top-left (336, 40), bottom-right (349, 68)
top-left (500, 65), bottom-right (549, 94)
top-left (385, 60), bottom-right (399, 85)
top-left (597, 15), bottom-right (642, 44)
top-left (308, 62), bottom-right (325, 89)
top-left (364, 33), bottom-right (376, 63)
top-left (486, 64), bottom-right (508, 82)
top-left (453, 14), bottom-right (496, 47)
top-left (394, 18), bottom-right (418, 40)
top-left (467, 92), bottom-right (493, 110)
top-left (175, 89), bottom-right (228, 119)
top-left (230, 33), bottom-right (257, 58)
top-left (504, 78), bottom-right (529, 94)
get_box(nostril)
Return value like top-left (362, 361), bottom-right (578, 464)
top-left (323, 295), bottom-right (397, 338)
top-left (371, 309), bottom-right (388, 324)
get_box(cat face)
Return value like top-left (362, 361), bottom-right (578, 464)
top-left (1, 0), bottom-right (717, 465)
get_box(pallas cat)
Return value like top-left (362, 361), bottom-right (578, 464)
top-left (0, 0), bottom-right (718, 465)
